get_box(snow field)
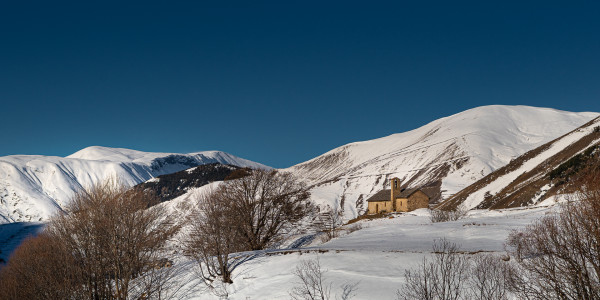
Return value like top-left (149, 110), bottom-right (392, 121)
top-left (169, 205), bottom-right (556, 299)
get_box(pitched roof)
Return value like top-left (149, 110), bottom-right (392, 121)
top-left (366, 189), bottom-right (391, 202)
top-left (366, 188), bottom-right (428, 202)
top-left (398, 188), bottom-right (419, 198)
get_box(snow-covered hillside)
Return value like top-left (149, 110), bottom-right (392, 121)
top-left (222, 205), bottom-right (558, 299)
top-left (155, 193), bottom-right (559, 299)
top-left (0, 146), bottom-right (269, 223)
top-left (286, 105), bottom-right (598, 219)
top-left (150, 182), bottom-right (560, 299)
top-left (438, 116), bottom-right (600, 210)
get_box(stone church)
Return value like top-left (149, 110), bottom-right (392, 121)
top-left (366, 178), bottom-right (430, 214)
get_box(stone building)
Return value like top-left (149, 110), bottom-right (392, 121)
top-left (366, 177), bottom-right (430, 214)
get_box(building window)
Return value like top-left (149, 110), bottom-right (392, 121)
top-left (394, 180), bottom-right (397, 188)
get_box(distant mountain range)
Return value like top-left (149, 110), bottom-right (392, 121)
top-left (1, 105), bottom-right (597, 224)
top-left (0, 147), bottom-right (268, 223)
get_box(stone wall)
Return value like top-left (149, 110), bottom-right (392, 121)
top-left (407, 191), bottom-right (430, 211)
top-left (367, 200), bottom-right (392, 214)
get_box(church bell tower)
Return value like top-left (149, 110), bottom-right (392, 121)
top-left (390, 177), bottom-right (401, 211)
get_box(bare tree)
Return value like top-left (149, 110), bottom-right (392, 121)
top-left (0, 180), bottom-right (182, 300)
top-left (506, 162), bottom-right (600, 300)
top-left (54, 180), bottom-right (181, 299)
top-left (397, 239), bottom-right (469, 300)
top-left (290, 259), bottom-right (331, 300)
top-left (184, 187), bottom-right (248, 285)
top-left (507, 202), bottom-right (600, 299)
top-left (184, 170), bottom-right (312, 290)
top-left (289, 258), bottom-right (358, 300)
top-left (217, 169), bottom-right (313, 250)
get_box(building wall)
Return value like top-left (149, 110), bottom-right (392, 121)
top-left (367, 200), bottom-right (392, 214)
top-left (407, 191), bottom-right (430, 211)
top-left (395, 191), bottom-right (429, 212)
top-left (368, 189), bottom-right (429, 214)
top-left (395, 198), bottom-right (408, 212)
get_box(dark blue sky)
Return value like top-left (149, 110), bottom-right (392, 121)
top-left (1, 1), bottom-right (599, 168)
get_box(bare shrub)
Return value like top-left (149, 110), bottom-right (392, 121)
top-left (397, 239), bottom-right (518, 300)
top-left (467, 254), bottom-right (515, 300)
top-left (0, 232), bottom-right (83, 300)
top-left (506, 203), bottom-right (600, 299)
top-left (397, 239), bottom-right (469, 300)
top-left (289, 258), bottom-right (358, 300)
top-left (507, 203), bottom-right (600, 299)
top-left (429, 206), bottom-right (468, 223)
top-left (506, 162), bottom-right (600, 299)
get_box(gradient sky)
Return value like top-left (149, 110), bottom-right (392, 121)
top-left (1, 1), bottom-right (599, 168)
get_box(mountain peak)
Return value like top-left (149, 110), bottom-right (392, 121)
top-left (67, 146), bottom-right (155, 161)
top-left (287, 105), bottom-right (598, 219)
top-left (0, 147), bottom-right (268, 223)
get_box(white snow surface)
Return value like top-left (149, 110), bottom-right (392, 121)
top-left (0, 182), bottom-right (563, 299)
top-left (154, 198), bottom-right (559, 299)
top-left (0, 146), bottom-right (269, 223)
top-left (0, 183), bottom-right (563, 299)
top-left (286, 105), bottom-right (597, 219)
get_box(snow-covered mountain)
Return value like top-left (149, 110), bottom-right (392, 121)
top-left (1, 106), bottom-right (597, 224)
top-left (0, 146), bottom-right (269, 223)
top-left (437, 116), bottom-right (600, 210)
top-left (285, 105), bottom-right (598, 218)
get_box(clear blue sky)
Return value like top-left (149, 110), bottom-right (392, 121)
top-left (1, 1), bottom-right (599, 168)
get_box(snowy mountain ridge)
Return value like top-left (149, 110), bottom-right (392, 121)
top-left (0, 146), bottom-right (268, 223)
top-left (1, 105), bottom-right (597, 224)
top-left (438, 115), bottom-right (600, 210)
top-left (286, 105), bottom-right (598, 219)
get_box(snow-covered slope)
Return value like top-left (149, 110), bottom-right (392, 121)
top-left (438, 116), bottom-right (600, 210)
top-left (285, 105), bottom-right (598, 218)
top-left (152, 182), bottom-right (560, 299)
top-left (158, 205), bottom-right (558, 299)
top-left (0, 146), bottom-right (269, 223)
